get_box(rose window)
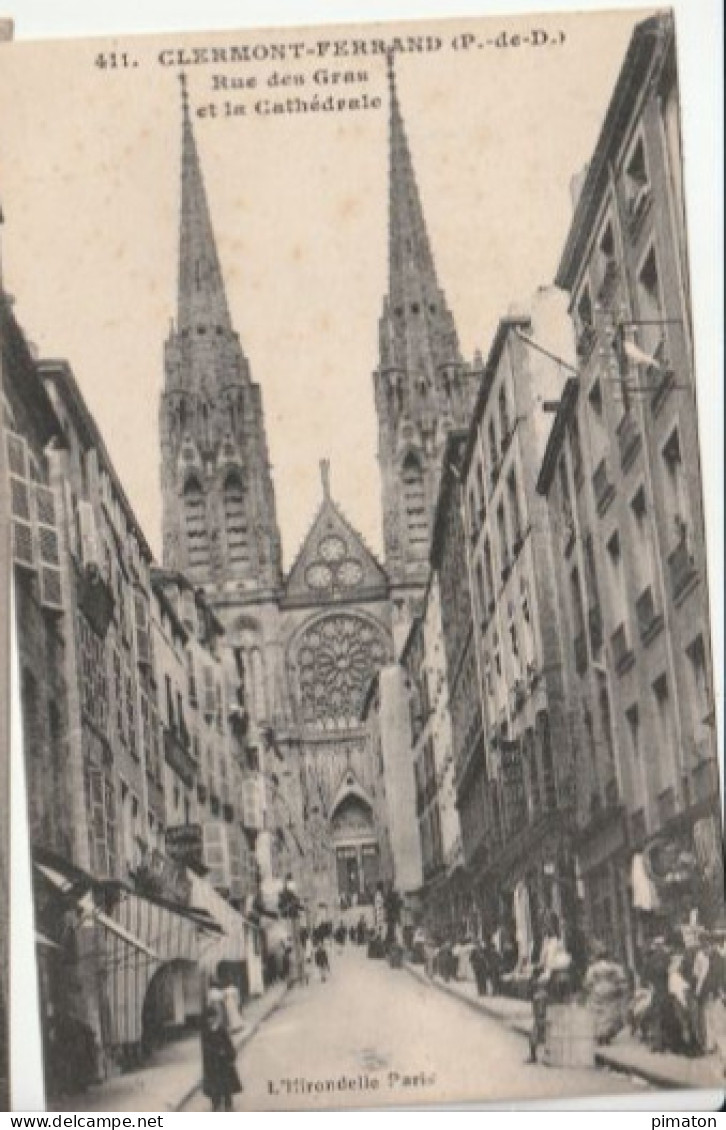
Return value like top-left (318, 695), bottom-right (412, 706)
top-left (295, 614), bottom-right (388, 729)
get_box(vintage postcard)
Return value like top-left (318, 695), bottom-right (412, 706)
top-left (0, 5), bottom-right (723, 1113)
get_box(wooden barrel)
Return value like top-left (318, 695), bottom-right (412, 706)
top-left (543, 1003), bottom-right (595, 1067)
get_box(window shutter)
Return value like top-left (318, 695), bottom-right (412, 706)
top-left (35, 483), bottom-right (64, 613)
top-left (228, 828), bottom-right (245, 899)
top-left (134, 590), bottom-right (151, 666)
top-left (77, 499), bottom-right (100, 569)
top-left (202, 821), bottom-right (230, 891)
top-left (7, 433), bottom-right (36, 571)
top-left (241, 774), bottom-right (264, 831)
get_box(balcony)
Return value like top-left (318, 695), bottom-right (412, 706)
top-left (651, 366), bottom-right (676, 416)
top-left (667, 536), bottom-right (698, 602)
top-left (163, 725), bottom-right (197, 788)
top-left (574, 630), bottom-right (588, 675)
top-left (593, 459), bottom-right (615, 516)
top-left (616, 409), bottom-right (641, 470)
top-left (635, 584), bottom-right (663, 644)
top-left (588, 603), bottom-right (603, 653)
top-left (642, 337), bottom-right (674, 417)
top-left (576, 324), bottom-right (597, 364)
top-left (611, 623), bottom-right (635, 675)
top-left (597, 258), bottom-right (621, 308)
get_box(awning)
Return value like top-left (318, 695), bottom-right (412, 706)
top-left (35, 931), bottom-right (62, 949)
top-left (35, 860), bottom-right (91, 898)
top-left (82, 897), bottom-right (160, 960)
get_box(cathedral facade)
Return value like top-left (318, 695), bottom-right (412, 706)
top-left (159, 65), bottom-right (475, 914)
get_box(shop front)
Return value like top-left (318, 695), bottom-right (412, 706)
top-left (630, 807), bottom-right (725, 954)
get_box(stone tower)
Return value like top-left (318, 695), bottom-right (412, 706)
top-left (374, 56), bottom-right (478, 651)
top-left (160, 75), bottom-right (282, 598)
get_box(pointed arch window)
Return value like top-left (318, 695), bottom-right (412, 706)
top-left (402, 453), bottom-right (428, 553)
top-left (224, 472), bottom-right (250, 569)
top-left (183, 477), bottom-right (210, 570)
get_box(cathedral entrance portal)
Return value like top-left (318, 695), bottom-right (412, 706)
top-left (330, 793), bottom-right (379, 907)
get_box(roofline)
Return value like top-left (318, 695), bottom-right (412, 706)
top-left (283, 487), bottom-right (389, 591)
top-left (38, 358), bottom-right (154, 563)
top-left (1, 298), bottom-right (64, 447)
top-left (152, 575), bottom-right (189, 645)
top-left (461, 314), bottom-right (532, 479)
top-left (535, 377), bottom-right (580, 496)
top-left (151, 566), bottom-right (226, 639)
top-left (555, 12), bottom-right (673, 292)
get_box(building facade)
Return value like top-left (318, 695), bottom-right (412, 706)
top-left (400, 571), bottom-right (462, 937)
top-left (3, 332), bottom-right (265, 1087)
top-left (460, 292), bottom-right (579, 961)
top-left (538, 11), bottom-right (721, 964)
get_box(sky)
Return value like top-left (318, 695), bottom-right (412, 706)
top-left (0, 5), bottom-right (696, 572)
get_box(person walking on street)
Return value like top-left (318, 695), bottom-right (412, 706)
top-left (527, 910), bottom-right (572, 1063)
top-left (315, 939), bottom-right (330, 982)
top-left (470, 940), bottom-right (487, 996)
top-left (200, 1002), bottom-right (242, 1112)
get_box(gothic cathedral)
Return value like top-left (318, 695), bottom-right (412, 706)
top-left (159, 64), bottom-right (477, 913)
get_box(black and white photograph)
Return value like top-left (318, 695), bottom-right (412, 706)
top-left (0, 3), bottom-right (723, 1113)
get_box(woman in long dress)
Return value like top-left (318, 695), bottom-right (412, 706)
top-left (201, 1002), bottom-right (242, 1112)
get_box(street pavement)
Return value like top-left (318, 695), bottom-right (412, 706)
top-left (183, 946), bottom-right (649, 1111)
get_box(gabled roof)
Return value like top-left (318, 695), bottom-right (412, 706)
top-left (282, 461), bottom-right (388, 608)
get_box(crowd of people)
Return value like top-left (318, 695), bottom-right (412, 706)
top-left (409, 911), bottom-right (726, 1070)
top-left (630, 927), bottom-right (726, 1061)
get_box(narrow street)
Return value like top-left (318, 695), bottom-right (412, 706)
top-left (183, 947), bottom-right (649, 1110)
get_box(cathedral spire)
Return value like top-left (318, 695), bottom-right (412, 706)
top-left (177, 73), bottom-right (232, 333)
top-left (383, 53), bottom-right (462, 375)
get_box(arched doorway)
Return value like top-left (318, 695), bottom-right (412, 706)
top-left (141, 957), bottom-right (201, 1053)
top-left (330, 792), bottom-right (380, 907)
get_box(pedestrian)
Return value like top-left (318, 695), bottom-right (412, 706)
top-left (527, 910), bottom-right (571, 1063)
top-left (303, 934), bottom-right (314, 985)
top-left (471, 940), bottom-right (487, 997)
top-left (583, 939), bottom-right (629, 1044)
top-left (682, 926), bottom-right (711, 1055)
top-left (221, 976), bottom-right (241, 1031)
top-left (315, 939), bottom-right (330, 982)
top-left (207, 976), bottom-right (224, 1011)
top-left (200, 1002), bottom-right (242, 1112)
